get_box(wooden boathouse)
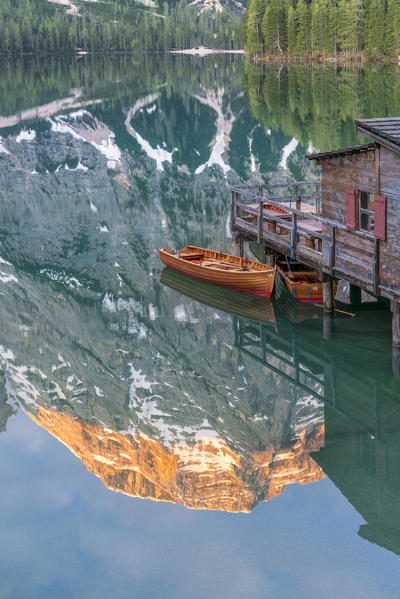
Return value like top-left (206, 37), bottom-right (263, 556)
top-left (230, 117), bottom-right (400, 348)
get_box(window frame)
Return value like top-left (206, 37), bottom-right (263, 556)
top-left (357, 190), bottom-right (375, 234)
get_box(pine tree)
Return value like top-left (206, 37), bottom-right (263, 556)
top-left (262, 0), bottom-right (287, 54)
top-left (385, 0), bottom-right (400, 56)
top-left (311, 0), bottom-right (323, 55)
top-left (295, 0), bottom-right (312, 55)
top-left (326, 2), bottom-right (339, 57)
top-left (338, 0), bottom-right (365, 54)
top-left (365, 0), bottom-right (386, 56)
top-left (245, 0), bottom-right (267, 56)
top-left (287, 3), bottom-right (296, 53)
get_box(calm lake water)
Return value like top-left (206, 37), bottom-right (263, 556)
top-left (0, 55), bottom-right (400, 598)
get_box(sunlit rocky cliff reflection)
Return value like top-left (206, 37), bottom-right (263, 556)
top-left (26, 406), bottom-right (324, 512)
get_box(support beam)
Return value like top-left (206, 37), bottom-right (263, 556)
top-left (322, 274), bottom-right (334, 312)
top-left (265, 249), bottom-right (276, 266)
top-left (349, 284), bottom-right (362, 304)
top-left (392, 347), bottom-right (400, 379)
top-left (323, 312), bottom-right (333, 341)
top-left (391, 301), bottom-right (400, 348)
top-left (235, 238), bottom-right (244, 258)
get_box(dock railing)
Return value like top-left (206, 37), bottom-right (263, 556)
top-left (230, 181), bottom-right (381, 293)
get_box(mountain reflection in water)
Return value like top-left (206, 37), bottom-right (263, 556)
top-left (0, 55), bottom-right (400, 576)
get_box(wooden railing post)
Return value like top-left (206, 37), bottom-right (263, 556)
top-left (291, 213), bottom-right (297, 256)
top-left (258, 199), bottom-right (263, 244)
top-left (316, 182), bottom-right (321, 214)
top-left (230, 190), bottom-right (235, 229)
top-left (236, 191), bottom-right (241, 218)
top-left (296, 184), bottom-right (301, 211)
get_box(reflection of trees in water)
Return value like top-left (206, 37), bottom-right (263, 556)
top-left (245, 62), bottom-right (400, 152)
top-left (0, 54), bottom-right (244, 119)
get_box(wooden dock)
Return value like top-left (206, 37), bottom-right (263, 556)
top-left (230, 181), bottom-right (385, 299)
top-left (231, 117), bottom-right (400, 348)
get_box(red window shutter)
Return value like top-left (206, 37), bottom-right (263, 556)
top-left (374, 195), bottom-right (387, 240)
top-left (346, 188), bottom-right (356, 230)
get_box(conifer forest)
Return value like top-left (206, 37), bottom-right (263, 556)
top-left (0, 0), bottom-right (242, 53)
top-left (1, 0), bottom-right (400, 57)
top-left (244, 0), bottom-right (400, 59)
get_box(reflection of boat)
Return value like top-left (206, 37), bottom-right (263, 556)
top-left (276, 255), bottom-right (338, 303)
top-left (278, 299), bottom-right (324, 323)
top-left (160, 267), bottom-right (277, 327)
top-left (159, 245), bottom-right (276, 297)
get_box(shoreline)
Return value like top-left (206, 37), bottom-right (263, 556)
top-left (169, 47), bottom-right (244, 56)
top-left (248, 52), bottom-right (400, 65)
top-left (0, 48), bottom-right (244, 58)
top-left (0, 49), bottom-right (398, 64)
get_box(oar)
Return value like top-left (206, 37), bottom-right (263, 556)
top-left (311, 303), bottom-right (357, 317)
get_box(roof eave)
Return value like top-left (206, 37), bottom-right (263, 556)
top-left (356, 125), bottom-right (400, 156)
top-left (306, 143), bottom-right (376, 162)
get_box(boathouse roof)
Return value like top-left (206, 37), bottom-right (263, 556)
top-left (306, 143), bottom-right (376, 162)
top-left (355, 117), bottom-right (400, 154)
top-left (307, 117), bottom-right (400, 161)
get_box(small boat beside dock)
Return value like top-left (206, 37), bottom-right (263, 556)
top-left (276, 255), bottom-right (338, 303)
top-left (159, 245), bottom-right (276, 297)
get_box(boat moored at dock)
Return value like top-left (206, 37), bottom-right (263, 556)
top-left (159, 245), bottom-right (276, 297)
top-left (276, 255), bottom-right (338, 303)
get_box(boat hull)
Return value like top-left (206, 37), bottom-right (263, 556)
top-left (277, 266), bottom-right (338, 303)
top-left (159, 246), bottom-right (276, 297)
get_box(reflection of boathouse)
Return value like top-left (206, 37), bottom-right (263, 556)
top-left (231, 117), bottom-right (400, 348)
top-left (235, 309), bottom-right (400, 555)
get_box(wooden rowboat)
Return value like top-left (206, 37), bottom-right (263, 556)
top-left (276, 255), bottom-right (338, 303)
top-left (159, 245), bottom-right (276, 297)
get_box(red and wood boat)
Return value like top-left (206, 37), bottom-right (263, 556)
top-left (276, 255), bottom-right (338, 303)
top-left (159, 245), bottom-right (276, 297)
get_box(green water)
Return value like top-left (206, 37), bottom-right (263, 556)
top-left (0, 55), bottom-right (399, 599)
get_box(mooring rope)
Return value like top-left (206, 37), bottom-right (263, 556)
top-left (289, 221), bottom-right (297, 272)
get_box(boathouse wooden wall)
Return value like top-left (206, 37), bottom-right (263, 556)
top-left (316, 145), bottom-right (400, 296)
top-left (319, 149), bottom-right (377, 288)
top-left (378, 147), bottom-right (400, 295)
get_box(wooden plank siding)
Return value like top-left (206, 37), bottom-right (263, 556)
top-left (318, 145), bottom-right (400, 295)
top-left (378, 148), bottom-right (400, 293)
top-left (320, 150), bottom-right (377, 223)
top-left (320, 150), bottom-right (377, 288)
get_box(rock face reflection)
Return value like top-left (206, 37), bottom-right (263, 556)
top-left (0, 55), bottom-right (326, 513)
top-left (26, 406), bottom-right (324, 512)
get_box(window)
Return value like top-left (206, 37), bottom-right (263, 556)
top-left (358, 191), bottom-right (374, 233)
top-left (346, 188), bottom-right (386, 240)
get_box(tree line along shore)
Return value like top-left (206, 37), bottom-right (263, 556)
top-left (1, 0), bottom-right (400, 61)
top-left (243, 0), bottom-right (400, 60)
top-left (0, 0), bottom-right (242, 54)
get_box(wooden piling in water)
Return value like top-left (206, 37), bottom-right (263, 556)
top-left (391, 301), bottom-right (400, 348)
top-left (265, 249), bottom-right (275, 266)
top-left (235, 238), bottom-right (244, 258)
top-left (323, 311), bottom-right (334, 340)
top-left (322, 274), bottom-right (334, 312)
